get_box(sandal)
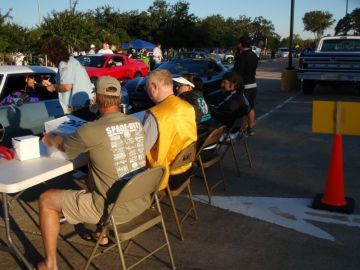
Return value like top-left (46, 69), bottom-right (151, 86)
top-left (81, 231), bottom-right (112, 247)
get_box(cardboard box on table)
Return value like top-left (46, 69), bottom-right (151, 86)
top-left (44, 115), bottom-right (87, 159)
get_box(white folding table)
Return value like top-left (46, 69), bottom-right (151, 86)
top-left (0, 147), bottom-right (87, 269)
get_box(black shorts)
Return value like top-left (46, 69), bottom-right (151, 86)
top-left (244, 87), bottom-right (257, 109)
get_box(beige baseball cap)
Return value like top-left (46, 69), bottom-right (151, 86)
top-left (95, 76), bottom-right (121, 96)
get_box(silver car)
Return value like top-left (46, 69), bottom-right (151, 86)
top-left (0, 66), bottom-right (63, 146)
top-left (276, 48), bottom-right (290, 58)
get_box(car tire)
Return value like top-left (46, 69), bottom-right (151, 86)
top-left (227, 57), bottom-right (234, 64)
top-left (302, 80), bottom-right (316, 95)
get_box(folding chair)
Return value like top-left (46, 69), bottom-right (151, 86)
top-left (224, 119), bottom-right (253, 172)
top-left (195, 125), bottom-right (227, 204)
top-left (161, 142), bottom-right (198, 240)
top-left (84, 166), bottom-right (176, 270)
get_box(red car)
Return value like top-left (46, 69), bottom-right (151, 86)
top-left (77, 54), bottom-right (148, 84)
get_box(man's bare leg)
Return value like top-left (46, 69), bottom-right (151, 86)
top-left (37, 189), bottom-right (64, 270)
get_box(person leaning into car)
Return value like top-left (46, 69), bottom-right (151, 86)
top-left (41, 37), bottom-right (93, 115)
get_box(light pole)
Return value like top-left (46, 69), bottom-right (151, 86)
top-left (346, 0), bottom-right (349, 15)
top-left (287, 0), bottom-right (295, 70)
top-left (280, 0), bottom-right (297, 91)
top-left (36, 0), bottom-right (41, 25)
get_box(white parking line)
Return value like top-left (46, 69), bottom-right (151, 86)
top-left (288, 100), bottom-right (313, 104)
top-left (194, 195), bottom-right (360, 241)
top-left (256, 91), bottom-right (301, 125)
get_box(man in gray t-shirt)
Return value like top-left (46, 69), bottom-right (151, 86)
top-left (38, 76), bottom-right (146, 270)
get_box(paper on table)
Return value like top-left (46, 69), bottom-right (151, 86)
top-left (43, 115), bottom-right (86, 159)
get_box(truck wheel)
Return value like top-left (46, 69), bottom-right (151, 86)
top-left (302, 80), bottom-right (315, 95)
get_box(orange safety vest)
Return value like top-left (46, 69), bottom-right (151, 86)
top-left (147, 95), bottom-right (197, 190)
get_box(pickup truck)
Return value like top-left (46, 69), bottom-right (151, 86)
top-left (298, 36), bottom-right (360, 94)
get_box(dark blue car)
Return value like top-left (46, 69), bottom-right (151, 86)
top-left (122, 58), bottom-right (228, 113)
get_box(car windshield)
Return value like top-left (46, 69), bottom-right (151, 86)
top-left (320, 39), bottom-right (360, 52)
top-left (279, 48), bottom-right (289, 52)
top-left (157, 61), bottom-right (208, 76)
top-left (77, 55), bottom-right (106, 68)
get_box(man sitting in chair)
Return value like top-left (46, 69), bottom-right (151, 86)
top-left (38, 76), bottom-right (148, 270)
top-left (144, 69), bottom-right (197, 190)
top-left (210, 71), bottom-right (250, 139)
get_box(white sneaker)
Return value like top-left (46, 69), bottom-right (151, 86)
top-left (219, 133), bottom-right (227, 142)
top-left (229, 131), bottom-right (240, 140)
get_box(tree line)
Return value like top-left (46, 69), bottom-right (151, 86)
top-left (0, 0), bottom-right (359, 55)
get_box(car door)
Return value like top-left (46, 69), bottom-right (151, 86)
top-left (0, 73), bottom-right (63, 145)
top-left (105, 56), bottom-right (131, 80)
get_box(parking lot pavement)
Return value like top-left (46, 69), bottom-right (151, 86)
top-left (1, 63), bottom-right (360, 269)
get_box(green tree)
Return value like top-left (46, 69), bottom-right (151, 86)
top-left (40, 9), bottom-right (120, 51)
top-left (302, 11), bottom-right (334, 41)
top-left (91, 6), bottom-right (129, 46)
top-left (147, 0), bottom-right (171, 43)
top-left (335, 8), bottom-right (360, 35)
top-left (354, 8), bottom-right (360, 35)
top-left (164, 1), bottom-right (197, 48)
top-left (335, 14), bottom-right (353, 35)
top-left (251, 16), bottom-right (275, 47)
top-left (119, 11), bottom-right (155, 42)
top-left (197, 15), bottom-right (227, 48)
top-left (0, 8), bottom-right (13, 52)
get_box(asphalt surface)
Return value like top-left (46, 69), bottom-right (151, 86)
top-left (1, 59), bottom-right (360, 270)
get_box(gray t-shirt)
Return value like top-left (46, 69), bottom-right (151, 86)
top-left (65, 112), bottom-right (148, 222)
top-left (57, 56), bottom-right (93, 113)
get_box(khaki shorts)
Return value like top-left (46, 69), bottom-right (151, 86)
top-left (60, 190), bottom-right (101, 225)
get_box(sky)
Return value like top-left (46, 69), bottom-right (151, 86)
top-left (1, 0), bottom-right (359, 39)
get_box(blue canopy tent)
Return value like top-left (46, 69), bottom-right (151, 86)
top-left (122, 39), bottom-right (156, 50)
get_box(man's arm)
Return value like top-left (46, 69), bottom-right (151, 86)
top-left (42, 81), bottom-right (72, 93)
top-left (143, 112), bottom-right (159, 153)
top-left (42, 133), bottom-right (65, 152)
top-left (42, 60), bottom-right (74, 93)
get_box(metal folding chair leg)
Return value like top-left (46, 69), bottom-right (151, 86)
top-left (165, 179), bottom-right (198, 241)
top-left (198, 156), bottom-right (213, 204)
top-left (229, 137), bottom-right (241, 176)
top-left (184, 184), bottom-right (198, 222)
top-left (156, 196), bottom-right (176, 270)
top-left (243, 137), bottom-right (253, 168)
top-left (198, 156), bottom-right (226, 205)
top-left (166, 186), bottom-right (185, 240)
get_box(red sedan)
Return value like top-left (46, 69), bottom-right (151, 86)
top-left (77, 54), bottom-right (148, 84)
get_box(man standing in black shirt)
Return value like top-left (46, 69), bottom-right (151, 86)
top-left (233, 35), bottom-right (258, 136)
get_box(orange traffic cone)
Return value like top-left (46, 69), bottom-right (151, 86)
top-left (312, 134), bottom-right (355, 214)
